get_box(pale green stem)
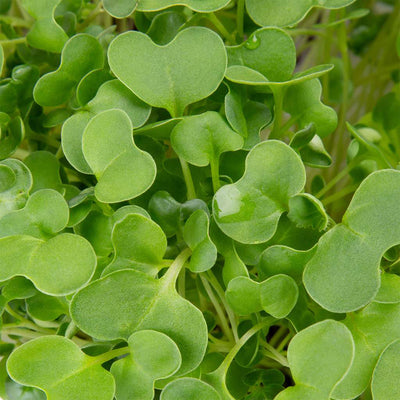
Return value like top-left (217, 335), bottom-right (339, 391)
top-left (179, 157), bottom-right (197, 200)
top-left (269, 87), bottom-right (284, 139)
top-left (236, 0), bottom-right (245, 40)
top-left (200, 275), bottom-right (235, 343)
top-left (0, 37), bottom-right (26, 46)
top-left (322, 184), bottom-right (358, 206)
top-left (5, 305), bottom-right (53, 334)
top-left (208, 13), bottom-right (236, 44)
top-left (210, 158), bottom-right (221, 193)
top-left (269, 325), bottom-right (287, 347)
top-left (93, 346), bottom-right (130, 364)
top-left (163, 248), bottom-right (192, 287)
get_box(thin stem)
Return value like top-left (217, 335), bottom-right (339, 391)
top-left (93, 346), bottom-right (130, 364)
top-left (322, 184), bottom-right (357, 206)
top-left (5, 305), bottom-right (53, 334)
top-left (236, 0), bottom-right (245, 40)
top-left (200, 275), bottom-right (235, 343)
top-left (65, 322), bottom-right (78, 339)
top-left (163, 248), bottom-right (192, 287)
top-left (2, 328), bottom-right (44, 339)
top-left (207, 13), bottom-right (236, 44)
top-left (0, 37), bottom-right (26, 46)
top-left (260, 346), bottom-right (289, 367)
top-left (276, 332), bottom-right (293, 353)
top-left (178, 267), bottom-right (186, 298)
top-left (211, 158), bottom-right (221, 193)
top-left (179, 157), bottom-right (197, 200)
top-left (269, 325), bottom-right (287, 347)
top-left (216, 318), bottom-right (275, 373)
top-left (269, 88), bottom-right (284, 139)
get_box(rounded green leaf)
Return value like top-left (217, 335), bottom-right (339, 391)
top-left (275, 320), bottom-right (354, 400)
top-left (137, 0), bottom-right (229, 12)
top-left (245, 0), bottom-right (356, 27)
top-left (108, 27), bottom-right (227, 117)
top-left (7, 336), bottom-right (115, 400)
top-left (374, 273), bottom-right (400, 304)
top-left (82, 109), bottom-right (156, 203)
top-left (21, 0), bottom-right (68, 52)
top-left (226, 276), bottom-right (261, 315)
top-left (111, 330), bottom-right (181, 400)
top-left (0, 189), bottom-right (69, 239)
top-left (171, 112), bottom-right (243, 167)
top-left (26, 293), bottom-right (68, 321)
top-left (183, 210), bottom-right (217, 273)
top-left (259, 274), bottom-right (299, 319)
top-left (304, 170), bottom-right (400, 313)
top-left (213, 140), bottom-right (306, 244)
top-left (161, 378), bottom-right (221, 400)
top-left (371, 340), bottom-right (400, 400)
top-left (71, 265), bottom-right (208, 375)
top-left (34, 34), bottom-right (104, 106)
top-left (102, 213), bottom-right (167, 276)
top-left (0, 116), bottom-right (25, 160)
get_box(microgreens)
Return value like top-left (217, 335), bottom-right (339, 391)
top-left (0, 1), bottom-right (399, 400)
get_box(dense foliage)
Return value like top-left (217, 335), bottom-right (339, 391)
top-left (0, 0), bottom-right (399, 399)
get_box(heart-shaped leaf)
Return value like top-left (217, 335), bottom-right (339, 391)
top-left (332, 302), bottom-right (400, 399)
top-left (34, 34), bottom-right (104, 106)
top-left (371, 339), bottom-right (400, 400)
top-left (161, 378), bottom-right (221, 400)
top-left (21, 0), bottom-right (68, 52)
top-left (213, 140), bottom-right (305, 244)
top-left (171, 111), bottom-right (243, 190)
top-left (226, 275), bottom-right (298, 318)
top-left (0, 233), bottom-right (96, 295)
top-left (183, 210), bottom-right (217, 273)
top-left (245, 0), bottom-right (356, 27)
top-left (71, 250), bottom-right (208, 375)
top-left (102, 213), bottom-right (167, 276)
top-left (225, 28), bottom-right (333, 89)
top-left (0, 189), bottom-right (69, 239)
top-left (108, 27), bottom-right (227, 117)
top-left (82, 109), bottom-right (156, 203)
top-left (111, 330), bottom-right (181, 400)
top-left (274, 320), bottom-right (354, 400)
top-left (7, 336), bottom-right (115, 400)
top-left (304, 170), bottom-right (400, 313)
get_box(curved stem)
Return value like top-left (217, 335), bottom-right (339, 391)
top-left (211, 158), bottom-right (221, 193)
top-left (179, 157), bottom-right (197, 200)
top-left (93, 346), bottom-right (130, 364)
top-left (163, 248), bottom-right (192, 287)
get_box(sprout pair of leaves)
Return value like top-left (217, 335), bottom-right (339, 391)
top-left (213, 140), bottom-right (306, 244)
top-left (275, 320), bottom-right (354, 400)
top-left (71, 109), bottom-right (156, 203)
top-left (111, 330), bottom-right (181, 400)
top-left (226, 274), bottom-right (299, 319)
top-left (103, 0), bottom-right (229, 18)
top-left (71, 252), bottom-right (208, 376)
top-left (34, 34), bottom-right (104, 106)
top-left (0, 159), bottom-right (31, 218)
top-left (245, 0), bottom-right (356, 28)
top-left (62, 79), bottom-right (151, 176)
top-left (171, 111), bottom-right (244, 189)
top-left (7, 335), bottom-right (115, 400)
top-left (0, 189), bottom-right (96, 296)
top-left (108, 27), bottom-right (227, 117)
top-left (304, 170), bottom-right (400, 313)
top-left (21, 0), bottom-right (68, 53)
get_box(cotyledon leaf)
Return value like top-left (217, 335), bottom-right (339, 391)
top-left (213, 140), bottom-right (306, 244)
top-left (161, 378), bottom-right (221, 400)
top-left (332, 302), bottom-right (400, 400)
top-left (82, 109), bottom-right (156, 203)
top-left (274, 320), bottom-right (354, 400)
top-left (183, 210), bottom-right (217, 273)
top-left (108, 27), bottom-right (227, 117)
top-left (0, 189), bottom-right (69, 239)
top-left (34, 34), bottom-right (104, 106)
top-left (103, 0), bottom-right (229, 18)
top-left (62, 79), bottom-right (151, 175)
top-left (0, 233), bottom-right (96, 296)
top-left (225, 28), bottom-right (333, 89)
top-left (245, 0), bottom-right (357, 28)
top-left (111, 330), bottom-right (181, 400)
top-left (371, 339), bottom-right (400, 400)
top-left (71, 250), bottom-right (208, 375)
top-left (21, 0), bottom-right (68, 53)
top-left (102, 213), bottom-right (168, 277)
top-left (304, 170), bottom-right (400, 313)
top-left (6, 336), bottom-right (115, 400)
